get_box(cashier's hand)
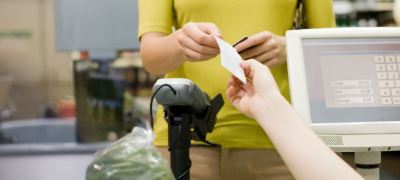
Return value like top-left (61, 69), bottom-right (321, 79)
top-left (176, 22), bottom-right (222, 62)
top-left (234, 31), bottom-right (286, 67)
top-left (227, 60), bottom-right (283, 118)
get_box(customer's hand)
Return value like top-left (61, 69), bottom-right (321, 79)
top-left (234, 31), bottom-right (286, 67)
top-left (226, 59), bottom-right (283, 118)
top-left (176, 22), bottom-right (222, 62)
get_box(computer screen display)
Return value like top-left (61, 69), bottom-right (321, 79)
top-left (302, 37), bottom-right (400, 123)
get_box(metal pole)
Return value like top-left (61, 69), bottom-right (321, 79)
top-left (355, 151), bottom-right (381, 180)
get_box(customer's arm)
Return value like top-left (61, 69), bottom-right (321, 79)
top-left (226, 60), bottom-right (363, 180)
top-left (140, 23), bottom-right (221, 75)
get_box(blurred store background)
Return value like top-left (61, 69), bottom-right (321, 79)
top-left (0, 0), bottom-right (399, 180)
top-left (334, 0), bottom-right (397, 27)
top-left (0, 0), bottom-right (159, 142)
top-left (0, 0), bottom-right (160, 179)
top-left (0, 0), bottom-right (398, 126)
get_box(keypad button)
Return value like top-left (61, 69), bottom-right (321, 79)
top-left (388, 72), bottom-right (399, 79)
top-left (379, 80), bottom-right (395, 88)
top-left (385, 56), bottom-right (396, 63)
top-left (374, 56), bottom-right (385, 63)
top-left (388, 80), bottom-right (395, 87)
top-left (387, 64), bottom-right (397, 71)
top-left (392, 88), bottom-right (400, 96)
top-left (380, 89), bottom-right (391, 96)
top-left (396, 80), bottom-right (400, 87)
top-left (396, 55), bottom-right (400, 63)
top-left (381, 97), bottom-right (393, 104)
top-left (393, 97), bottom-right (400, 104)
top-left (379, 81), bottom-right (387, 88)
top-left (376, 64), bottom-right (386, 71)
top-left (377, 72), bottom-right (388, 79)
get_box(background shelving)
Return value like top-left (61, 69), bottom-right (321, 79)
top-left (333, 0), bottom-right (396, 27)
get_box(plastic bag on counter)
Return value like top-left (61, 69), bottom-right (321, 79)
top-left (86, 126), bottom-right (174, 180)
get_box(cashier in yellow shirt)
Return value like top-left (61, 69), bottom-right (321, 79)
top-left (139, 0), bottom-right (335, 179)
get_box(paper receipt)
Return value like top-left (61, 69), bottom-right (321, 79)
top-left (214, 37), bottom-right (247, 84)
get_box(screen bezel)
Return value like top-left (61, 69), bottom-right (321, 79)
top-left (286, 27), bottom-right (400, 135)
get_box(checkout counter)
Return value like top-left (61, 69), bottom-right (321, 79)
top-left (0, 119), bottom-right (109, 180)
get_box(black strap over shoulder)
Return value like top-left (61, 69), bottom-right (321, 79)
top-left (296, 0), bottom-right (302, 9)
top-left (293, 0), bottom-right (306, 29)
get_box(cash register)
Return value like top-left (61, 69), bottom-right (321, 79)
top-left (286, 27), bottom-right (400, 180)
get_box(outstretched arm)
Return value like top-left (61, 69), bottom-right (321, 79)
top-left (226, 60), bottom-right (363, 180)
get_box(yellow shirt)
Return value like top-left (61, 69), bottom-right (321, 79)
top-left (139, 0), bottom-right (335, 148)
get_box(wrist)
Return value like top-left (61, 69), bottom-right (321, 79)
top-left (172, 29), bottom-right (188, 63)
top-left (253, 94), bottom-right (289, 120)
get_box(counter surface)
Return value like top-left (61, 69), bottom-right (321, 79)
top-left (0, 143), bottom-right (110, 156)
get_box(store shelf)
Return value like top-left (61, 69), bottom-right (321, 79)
top-left (353, 2), bottom-right (394, 12)
top-left (334, 1), bottom-right (396, 27)
top-left (334, 1), bottom-right (394, 14)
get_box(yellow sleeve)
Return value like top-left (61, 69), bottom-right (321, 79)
top-left (304, 0), bottom-right (336, 28)
top-left (138, 0), bottom-right (174, 37)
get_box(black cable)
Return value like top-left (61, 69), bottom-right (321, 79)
top-left (148, 83), bottom-right (183, 152)
top-left (149, 84), bottom-right (182, 151)
top-left (168, 125), bottom-right (181, 151)
top-left (202, 139), bottom-right (220, 147)
top-left (149, 84), bottom-right (176, 129)
top-left (176, 159), bottom-right (191, 180)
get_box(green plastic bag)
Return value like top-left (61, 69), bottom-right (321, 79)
top-left (86, 126), bottom-right (174, 180)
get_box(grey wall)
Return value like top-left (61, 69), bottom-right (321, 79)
top-left (55, 0), bottom-right (140, 51)
top-left (0, 0), bottom-right (73, 119)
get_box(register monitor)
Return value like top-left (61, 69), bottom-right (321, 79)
top-left (286, 28), bottom-right (400, 152)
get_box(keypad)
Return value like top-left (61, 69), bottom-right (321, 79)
top-left (375, 55), bottom-right (400, 105)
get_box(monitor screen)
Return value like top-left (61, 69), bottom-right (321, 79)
top-left (302, 37), bottom-right (400, 124)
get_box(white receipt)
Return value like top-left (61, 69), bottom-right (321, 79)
top-left (214, 37), bottom-right (247, 84)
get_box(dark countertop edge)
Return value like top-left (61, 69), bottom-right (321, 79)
top-left (0, 143), bottom-right (111, 156)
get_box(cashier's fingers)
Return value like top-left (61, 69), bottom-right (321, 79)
top-left (180, 47), bottom-right (216, 61)
top-left (177, 33), bottom-right (220, 56)
top-left (265, 57), bottom-right (283, 67)
top-left (235, 32), bottom-right (273, 53)
top-left (254, 48), bottom-right (281, 65)
top-left (239, 40), bottom-right (277, 60)
top-left (182, 22), bottom-right (220, 48)
top-left (197, 23), bottom-right (222, 38)
top-left (238, 46), bottom-right (265, 60)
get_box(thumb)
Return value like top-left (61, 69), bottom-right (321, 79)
top-left (240, 59), bottom-right (265, 77)
top-left (250, 59), bottom-right (266, 71)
